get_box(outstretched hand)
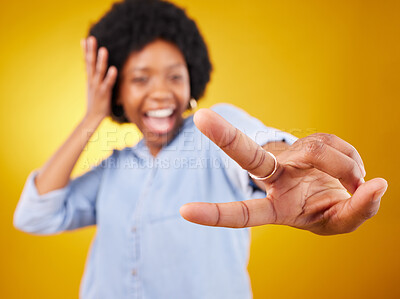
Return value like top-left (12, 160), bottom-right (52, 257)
top-left (180, 109), bottom-right (388, 235)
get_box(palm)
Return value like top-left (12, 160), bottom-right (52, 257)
top-left (267, 165), bottom-right (349, 234)
top-left (180, 108), bottom-right (387, 235)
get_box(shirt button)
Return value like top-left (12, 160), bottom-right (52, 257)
top-left (131, 227), bottom-right (137, 233)
top-left (131, 269), bottom-right (137, 276)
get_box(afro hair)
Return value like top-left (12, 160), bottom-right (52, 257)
top-left (88, 0), bottom-right (212, 123)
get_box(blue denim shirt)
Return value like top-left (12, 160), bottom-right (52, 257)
top-left (14, 104), bottom-right (297, 299)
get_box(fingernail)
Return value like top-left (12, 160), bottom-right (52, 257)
top-left (358, 177), bottom-right (365, 187)
top-left (373, 183), bottom-right (388, 201)
top-left (373, 190), bottom-right (383, 202)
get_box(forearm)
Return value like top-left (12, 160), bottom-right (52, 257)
top-left (35, 114), bottom-right (104, 195)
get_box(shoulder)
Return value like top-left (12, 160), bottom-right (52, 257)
top-left (210, 103), bottom-right (249, 119)
top-left (209, 102), bottom-right (297, 146)
top-left (210, 103), bottom-right (259, 128)
top-left (210, 103), bottom-right (266, 136)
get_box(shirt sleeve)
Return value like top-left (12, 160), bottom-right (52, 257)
top-left (13, 163), bottom-right (104, 235)
top-left (210, 103), bottom-right (298, 199)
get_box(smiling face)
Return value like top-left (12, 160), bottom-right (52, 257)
top-left (117, 39), bottom-right (191, 156)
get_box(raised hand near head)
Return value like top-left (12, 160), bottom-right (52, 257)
top-left (180, 109), bottom-right (388, 235)
top-left (81, 36), bottom-right (118, 120)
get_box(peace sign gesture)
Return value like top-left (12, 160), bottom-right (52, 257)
top-left (180, 109), bottom-right (388, 235)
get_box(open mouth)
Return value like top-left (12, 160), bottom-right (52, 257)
top-left (143, 107), bottom-right (177, 135)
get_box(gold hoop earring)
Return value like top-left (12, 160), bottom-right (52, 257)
top-left (189, 98), bottom-right (197, 110)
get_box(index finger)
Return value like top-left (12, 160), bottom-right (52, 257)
top-left (194, 108), bottom-right (276, 179)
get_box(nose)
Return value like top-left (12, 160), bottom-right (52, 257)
top-left (149, 78), bottom-right (173, 102)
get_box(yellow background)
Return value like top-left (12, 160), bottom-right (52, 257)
top-left (1, 0), bottom-right (399, 298)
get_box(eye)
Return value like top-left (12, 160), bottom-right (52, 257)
top-left (131, 76), bottom-right (148, 84)
top-left (169, 74), bottom-right (183, 82)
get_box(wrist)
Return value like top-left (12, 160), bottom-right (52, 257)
top-left (83, 112), bottom-right (106, 126)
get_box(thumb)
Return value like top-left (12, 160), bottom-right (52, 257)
top-left (335, 178), bottom-right (388, 232)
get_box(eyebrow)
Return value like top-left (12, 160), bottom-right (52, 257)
top-left (128, 63), bottom-right (185, 73)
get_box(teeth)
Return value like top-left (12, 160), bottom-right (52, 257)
top-left (146, 108), bottom-right (174, 118)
